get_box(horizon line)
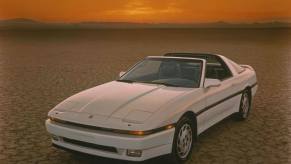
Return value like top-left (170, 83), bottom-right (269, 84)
top-left (1, 18), bottom-right (291, 24)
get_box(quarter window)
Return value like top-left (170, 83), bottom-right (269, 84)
top-left (205, 56), bottom-right (232, 80)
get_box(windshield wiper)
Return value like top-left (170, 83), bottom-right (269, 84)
top-left (116, 79), bottom-right (136, 83)
top-left (117, 80), bottom-right (180, 87)
top-left (140, 81), bottom-right (180, 87)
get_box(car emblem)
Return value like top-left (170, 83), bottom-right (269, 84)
top-left (88, 115), bottom-right (94, 119)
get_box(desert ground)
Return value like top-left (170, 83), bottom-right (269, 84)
top-left (0, 29), bottom-right (291, 163)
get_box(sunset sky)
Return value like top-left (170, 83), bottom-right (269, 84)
top-left (0, 0), bottom-right (290, 23)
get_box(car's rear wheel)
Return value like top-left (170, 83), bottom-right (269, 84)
top-left (237, 89), bottom-right (251, 120)
top-left (168, 116), bottom-right (195, 164)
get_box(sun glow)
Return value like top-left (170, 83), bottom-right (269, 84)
top-left (123, 0), bottom-right (181, 15)
top-left (103, 0), bottom-right (182, 23)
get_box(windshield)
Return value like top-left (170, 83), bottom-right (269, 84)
top-left (118, 57), bottom-right (203, 88)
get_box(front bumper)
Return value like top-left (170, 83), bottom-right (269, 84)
top-left (45, 119), bottom-right (175, 161)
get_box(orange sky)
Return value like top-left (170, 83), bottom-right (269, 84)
top-left (0, 0), bottom-right (290, 23)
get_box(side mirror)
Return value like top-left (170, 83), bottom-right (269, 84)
top-left (204, 78), bottom-right (221, 88)
top-left (119, 71), bottom-right (126, 77)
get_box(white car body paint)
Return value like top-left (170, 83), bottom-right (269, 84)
top-left (46, 54), bottom-right (257, 161)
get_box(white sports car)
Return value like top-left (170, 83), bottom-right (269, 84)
top-left (46, 53), bottom-right (257, 163)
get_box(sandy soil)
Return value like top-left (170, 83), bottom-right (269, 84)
top-left (0, 29), bottom-right (291, 164)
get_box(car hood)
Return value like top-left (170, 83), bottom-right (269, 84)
top-left (51, 81), bottom-right (192, 125)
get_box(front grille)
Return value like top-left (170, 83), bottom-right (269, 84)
top-left (62, 137), bottom-right (118, 153)
top-left (50, 117), bottom-right (173, 136)
top-left (51, 118), bottom-right (133, 134)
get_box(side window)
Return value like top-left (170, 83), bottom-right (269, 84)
top-left (205, 56), bottom-right (232, 80)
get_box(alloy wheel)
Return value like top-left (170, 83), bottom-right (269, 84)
top-left (241, 92), bottom-right (250, 118)
top-left (176, 123), bottom-right (193, 159)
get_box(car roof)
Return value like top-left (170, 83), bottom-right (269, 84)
top-left (146, 55), bottom-right (206, 62)
top-left (164, 52), bottom-right (220, 60)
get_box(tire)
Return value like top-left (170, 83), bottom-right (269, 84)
top-left (168, 116), bottom-right (195, 164)
top-left (237, 89), bottom-right (251, 120)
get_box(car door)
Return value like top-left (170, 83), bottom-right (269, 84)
top-left (197, 57), bottom-right (238, 134)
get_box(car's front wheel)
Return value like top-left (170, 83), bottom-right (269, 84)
top-left (169, 116), bottom-right (195, 164)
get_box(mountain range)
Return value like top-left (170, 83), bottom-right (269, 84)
top-left (0, 18), bottom-right (290, 30)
